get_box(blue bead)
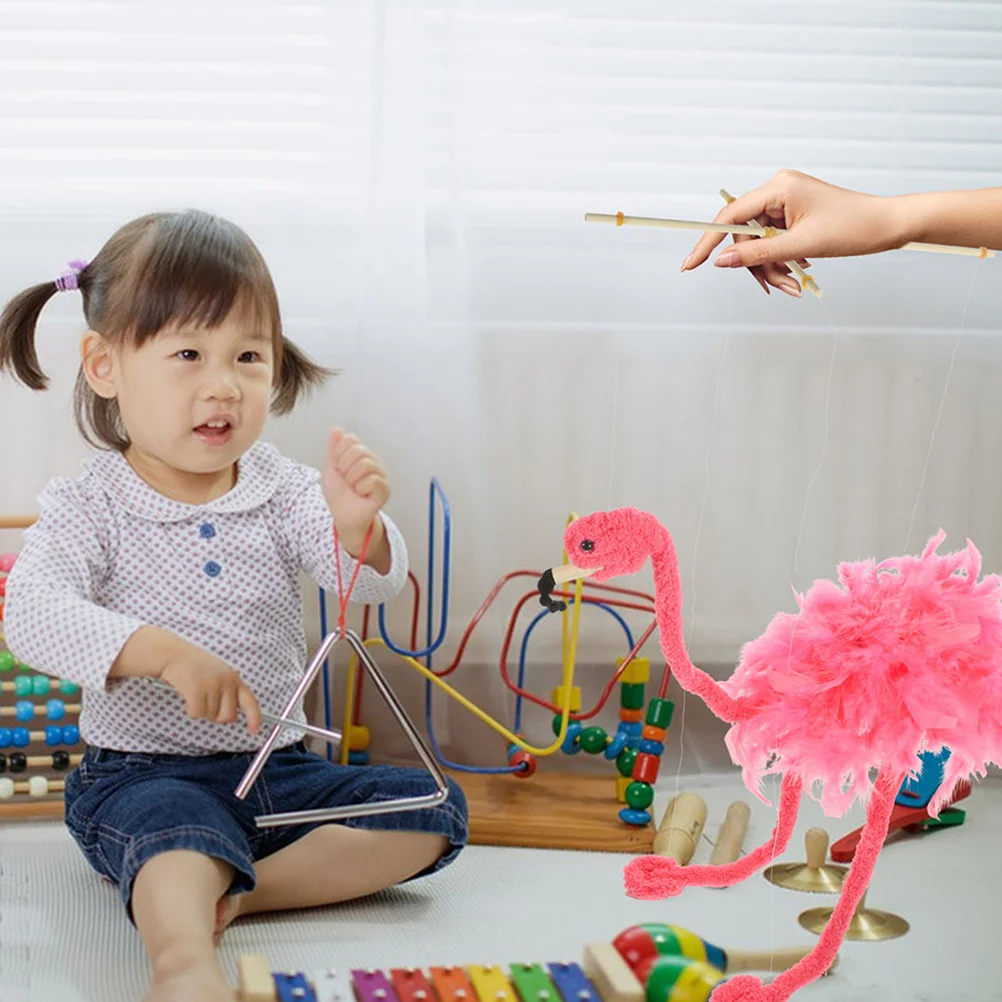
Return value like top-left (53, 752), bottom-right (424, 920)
top-left (62, 725), bottom-right (80, 745)
top-left (12, 727), bottom-right (30, 747)
top-left (45, 726), bottom-right (62, 747)
top-left (198, 522), bottom-right (216, 539)
top-left (46, 699), bottom-right (65, 721)
top-left (604, 731), bottom-right (628, 760)
top-left (0, 728), bottom-right (10, 747)
top-left (15, 700), bottom-right (33, 722)
top-left (560, 720), bottom-right (583, 755)
top-left (623, 721), bottom-right (643, 737)
top-left (348, 751), bottom-right (369, 765)
top-left (618, 807), bottom-right (652, 826)
top-left (203, 561), bottom-right (221, 577)
top-left (639, 738), bottom-right (664, 756)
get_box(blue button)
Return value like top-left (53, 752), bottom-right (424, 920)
top-left (199, 523), bottom-right (216, 539)
top-left (204, 561), bottom-right (221, 577)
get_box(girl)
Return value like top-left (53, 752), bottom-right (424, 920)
top-left (0, 209), bottom-right (468, 1002)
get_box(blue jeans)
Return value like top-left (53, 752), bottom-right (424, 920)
top-left (63, 741), bottom-right (468, 919)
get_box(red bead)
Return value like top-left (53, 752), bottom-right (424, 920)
top-left (509, 750), bottom-right (537, 778)
top-left (632, 752), bottom-right (660, 785)
top-left (0, 578), bottom-right (6, 597)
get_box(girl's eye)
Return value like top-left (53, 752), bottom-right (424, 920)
top-left (238, 351), bottom-right (262, 363)
top-left (176, 349), bottom-right (199, 361)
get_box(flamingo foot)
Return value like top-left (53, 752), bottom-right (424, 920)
top-left (623, 855), bottom-right (688, 898)
top-left (710, 975), bottom-right (769, 1002)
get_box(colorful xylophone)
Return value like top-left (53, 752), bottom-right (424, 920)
top-left (236, 923), bottom-right (823, 1002)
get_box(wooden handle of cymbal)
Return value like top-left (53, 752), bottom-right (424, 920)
top-left (804, 827), bottom-right (830, 870)
top-left (653, 792), bottom-right (707, 864)
top-left (709, 801), bottom-right (751, 865)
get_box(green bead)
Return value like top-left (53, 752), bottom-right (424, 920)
top-left (14, 675), bottom-right (32, 696)
top-left (0, 651), bottom-right (14, 673)
top-left (616, 747), bottom-right (638, 777)
top-left (645, 956), bottom-right (722, 1002)
top-left (579, 726), bottom-right (608, 754)
top-left (625, 780), bottom-right (654, 810)
top-left (646, 698), bottom-right (674, 730)
top-left (32, 675), bottom-right (51, 695)
top-left (620, 682), bottom-right (645, 710)
top-left (551, 714), bottom-right (564, 737)
top-left (59, 679), bottom-right (79, 695)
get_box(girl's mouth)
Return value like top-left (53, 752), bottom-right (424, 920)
top-left (194, 420), bottom-right (232, 446)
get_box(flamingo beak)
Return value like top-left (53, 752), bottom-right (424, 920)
top-left (537, 563), bottom-right (601, 613)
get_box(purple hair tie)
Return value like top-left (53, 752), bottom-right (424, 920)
top-left (54, 259), bottom-right (89, 292)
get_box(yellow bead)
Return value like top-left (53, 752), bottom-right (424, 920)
top-left (551, 686), bottom-right (581, 713)
top-left (348, 725), bottom-right (371, 752)
top-left (616, 775), bottom-right (632, 803)
top-left (617, 656), bottom-right (650, 684)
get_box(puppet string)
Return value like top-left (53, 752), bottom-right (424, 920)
top-left (607, 354), bottom-right (620, 508)
top-left (903, 259), bottom-right (981, 554)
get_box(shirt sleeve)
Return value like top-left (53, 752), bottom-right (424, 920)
top-left (2, 477), bottom-right (145, 691)
top-left (278, 461), bottom-right (409, 605)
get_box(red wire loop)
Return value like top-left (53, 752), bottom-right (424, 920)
top-left (332, 519), bottom-right (375, 633)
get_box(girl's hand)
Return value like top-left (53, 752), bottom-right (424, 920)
top-left (322, 427), bottom-right (391, 558)
top-left (681, 169), bottom-right (908, 295)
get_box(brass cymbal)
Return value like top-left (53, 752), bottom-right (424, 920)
top-left (764, 827), bottom-right (847, 894)
top-left (799, 892), bottom-right (909, 942)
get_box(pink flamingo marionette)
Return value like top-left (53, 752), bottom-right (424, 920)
top-left (537, 508), bottom-right (1002, 1002)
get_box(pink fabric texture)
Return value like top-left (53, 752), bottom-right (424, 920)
top-left (560, 508), bottom-right (1001, 1001)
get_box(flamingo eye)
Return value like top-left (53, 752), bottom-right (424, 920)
top-left (580, 539), bottom-right (595, 552)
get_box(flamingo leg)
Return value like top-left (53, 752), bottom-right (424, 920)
top-left (710, 766), bottom-right (905, 1002)
top-left (624, 773), bottom-right (802, 898)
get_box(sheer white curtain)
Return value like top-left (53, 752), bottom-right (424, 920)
top-left (1, 1), bottom-right (1001, 769)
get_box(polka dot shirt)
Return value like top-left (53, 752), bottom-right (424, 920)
top-left (2, 442), bottom-right (408, 755)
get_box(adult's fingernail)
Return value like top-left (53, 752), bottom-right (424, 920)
top-left (715, 250), bottom-right (739, 267)
top-left (780, 279), bottom-right (802, 297)
top-left (680, 254), bottom-right (693, 272)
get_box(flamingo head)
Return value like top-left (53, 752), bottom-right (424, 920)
top-left (537, 507), bottom-right (662, 613)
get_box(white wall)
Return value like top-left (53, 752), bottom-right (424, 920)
top-left (1, 1), bottom-right (1001, 771)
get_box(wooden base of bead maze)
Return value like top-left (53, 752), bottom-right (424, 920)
top-left (449, 769), bottom-right (656, 853)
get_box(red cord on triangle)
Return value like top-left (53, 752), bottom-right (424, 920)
top-left (332, 519), bottom-right (376, 633)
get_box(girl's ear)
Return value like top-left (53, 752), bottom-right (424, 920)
top-left (80, 331), bottom-right (117, 399)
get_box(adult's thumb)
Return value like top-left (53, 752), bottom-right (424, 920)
top-left (716, 229), bottom-right (811, 269)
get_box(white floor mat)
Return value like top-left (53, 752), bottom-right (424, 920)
top-left (2, 773), bottom-right (1000, 1001)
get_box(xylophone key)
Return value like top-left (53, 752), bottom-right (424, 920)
top-left (430, 965), bottom-right (476, 1002)
top-left (312, 968), bottom-right (353, 1002)
top-left (546, 962), bottom-right (599, 1002)
top-left (467, 965), bottom-right (518, 1002)
top-left (274, 972), bottom-right (316, 1001)
top-left (352, 968), bottom-right (400, 1002)
top-left (508, 962), bottom-right (559, 1002)
top-left (390, 966), bottom-right (435, 1002)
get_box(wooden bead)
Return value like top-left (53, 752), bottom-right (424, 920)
top-left (645, 698), bottom-right (674, 730)
top-left (625, 781), bottom-right (654, 810)
top-left (508, 750), bottom-right (537, 778)
top-left (641, 724), bottom-right (667, 742)
top-left (616, 747), bottom-right (638, 777)
top-left (579, 726), bottom-right (608, 754)
top-left (618, 708), bottom-right (643, 724)
top-left (632, 752), bottom-right (660, 785)
top-left (620, 683), bottom-right (645, 710)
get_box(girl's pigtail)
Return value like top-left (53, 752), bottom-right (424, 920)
top-left (273, 336), bottom-right (336, 414)
top-left (0, 282), bottom-right (62, 390)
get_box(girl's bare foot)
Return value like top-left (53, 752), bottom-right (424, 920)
top-left (213, 893), bottom-right (243, 946)
top-left (145, 952), bottom-right (235, 1002)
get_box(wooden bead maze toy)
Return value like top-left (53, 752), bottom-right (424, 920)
top-left (234, 922), bottom-right (827, 1002)
top-left (0, 516), bottom-right (85, 820)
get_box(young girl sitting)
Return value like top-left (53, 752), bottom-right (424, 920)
top-left (0, 209), bottom-right (468, 1002)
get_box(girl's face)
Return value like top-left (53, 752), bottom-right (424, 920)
top-left (83, 307), bottom-right (275, 498)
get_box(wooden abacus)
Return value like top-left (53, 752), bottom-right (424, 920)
top-left (0, 516), bottom-right (84, 820)
top-left (234, 922), bottom-right (824, 1002)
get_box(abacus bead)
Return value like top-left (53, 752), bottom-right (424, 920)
top-left (347, 751), bottom-right (369, 765)
top-left (616, 747), bottom-right (638, 777)
top-left (0, 651), bottom-right (13, 672)
top-left (0, 777), bottom-right (13, 799)
top-left (645, 698), bottom-right (674, 730)
top-left (45, 726), bottom-right (62, 746)
top-left (620, 683), bottom-right (645, 710)
top-left (12, 727), bottom-right (29, 747)
top-left (52, 750), bottom-right (71, 770)
top-left (62, 725), bottom-right (80, 744)
top-left (59, 680), bottom-right (79, 695)
top-left (604, 730), bottom-right (628, 760)
top-left (0, 728), bottom-right (10, 747)
top-left (33, 675), bottom-right (52, 695)
top-left (560, 721), bottom-right (583, 755)
top-left (509, 750), bottom-right (537, 778)
top-left (0, 753), bottom-right (6, 773)
top-left (638, 739), bottom-right (665, 756)
top-left (579, 726), bottom-right (608, 754)
top-left (625, 781), bottom-right (654, 810)
top-left (632, 752), bottom-right (660, 785)
top-left (28, 775), bottom-right (49, 797)
top-left (618, 807), bottom-right (651, 826)
top-left (15, 700), bottom-right (34, 722)
top-left (14, 676), bottom-right (32, 696)
top-left (46, 699), bottom-right (65, 721)
top-left (9, 752), bottom-right (27, 774)
top-left (644, 956), bottom-right (722, 1002)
